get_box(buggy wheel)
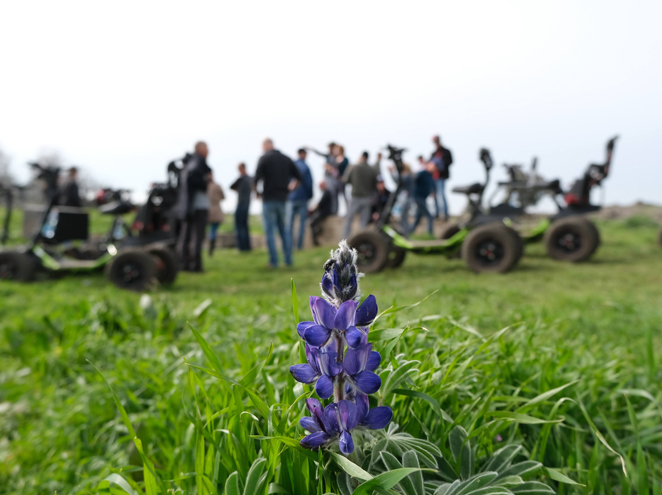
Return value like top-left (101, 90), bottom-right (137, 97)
top-left (0, 251), bottom-right (37, 282)
top-left (439, 222), bottom-right (461, 240)
top-left (105, 250), bottom-right (156, 291)
top-left (544, 217), bottom-right (599, 262)
top-left (504, 225), bottom-right (525, 262)
top-left (462, 224), bottom-right (521, 273)
top-left (149, 246), bottom-right (179, 285)
top-left (386, 244), bottom-right (407, 269)
top-left (583, 218), bottom-right (601, 257)
top-left (347, 230), bottom-right (389, 273)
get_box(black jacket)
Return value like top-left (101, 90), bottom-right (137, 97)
top-left (254, 150), bottom-right (301, 202)
top-left (173, 153), bottom-right (211, 219)
top-left (430, 146), bottom-right (454, 180)
top-left (59, 181), bottom-right (81, 207)
top-left (316, 189), bottom-right (334, 217)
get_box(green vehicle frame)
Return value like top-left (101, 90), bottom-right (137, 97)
top-left (477, 136), bottom-right (618, 262)
top-left (347, 146), bottom-right (523, 274)
top-left (0, 163), bottom-right (176, 290)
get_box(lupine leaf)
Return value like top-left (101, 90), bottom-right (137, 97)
top-left (328, 451), bottom-right (373, 481)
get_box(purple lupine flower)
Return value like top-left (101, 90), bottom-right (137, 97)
top-left (295, 241), bottom-right (393, 455)
top-left (343, 343), bottom-right (382, 394)
top-left (290, 343), bottom-right (342, 399)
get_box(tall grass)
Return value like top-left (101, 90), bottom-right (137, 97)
top-left (1, 284), bottom-right (659, 494)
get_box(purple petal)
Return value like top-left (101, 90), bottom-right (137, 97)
top-left (343, 348), bottom-right (362, 376)
top-left (307, 398), bottom-right (331, 433)
top-left (297, 321), bottom-right (316, 340)
top-left (344, 382), bottom-right (355, 399)
top-left (312, 297), bottom-right (336, 329)
top-left (353, 371), bottom-right (382, 395)
top-left (356, 392), bottom-right (369, 423)
top-left (315, 375), bottom-right (334, 400)
top-left (318, 351), bottom-right (342, 377)
top-left (305, 346), bottom-right (321, 374)
top-left (289, 364), bottom-right (320, 384)
top-left (321, 274), bottom-right (333, 293)
top-left (300, 416), bottom-right (322, 432)
top-left (345, 326), bottom-right (364, 348)
top-left (339, 431), bottom-right (355, 455)
top-left (366, 351), bottom-right (381, 372)
top-left (338, 400), bottom-right (359, 431)
top-left (301, 431), bottom-right (331, 449)
top-left (343, 344), bottom-right (370, 376)
top-left (324, 403), bottom-right (340, 434)
top-left (321, 336), bottom-right (339, 354)
top-left (355, 295), bottom-right (378, 327)
top-left (362, 406), bottom-right (393, 430)
top-left (334, 300), bottom-right (359, 330)
top-left (303, 325), bottom-right (331, 347)
top-left (332, 268), bottom-right (341, 291)
top-left (306, 398), bottom-right (323, 415)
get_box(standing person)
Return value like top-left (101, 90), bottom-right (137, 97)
top-left (254, 138), bottom-right (302, 268)
top-left (230, 163), bottom-right (252, 252)
top-left (287, 148), bottom-right (314, 250)
top-left (333, 144), bottom-right (349, 213)
top-left (59, 167), bottom-right (82, 207)
top-left (430, 135), bottom-right (454, 221)
top-left (309, 180), bottom-right (333, 246)
top-left (174, 141), bottom-right (212, 272)
top-left (342, 151), bottom-right (378, 239)
top-left (207, 173), bottom-right (225, 256)
top-left (390, 162), bottom-right (414, 232)
top-left (409, 161), bottom-right (436, 236)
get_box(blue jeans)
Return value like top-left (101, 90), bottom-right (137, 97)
top-left (410, 197), bottom-right (434, 235)
top-left (434, 178), bottom-right (448, 219)
top-left (262, 201), bottom-right (292, 267)
top-left (208, 222), bottom-right (220, 241)
top-left (235, 204), bottom-right (251, 251)
top-left (286, 199), bottom-right (309, 250)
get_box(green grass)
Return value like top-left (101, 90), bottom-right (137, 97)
top-left (0, 219), bottom-right (661, 494)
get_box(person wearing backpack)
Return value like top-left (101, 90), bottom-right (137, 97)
top-left (287, 148), bottom-right (314, 250)
top-left (429, 135), bottom-right (453, 221)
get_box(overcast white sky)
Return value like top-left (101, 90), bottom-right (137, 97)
top-left (1, 0), bottom-right (661, 213)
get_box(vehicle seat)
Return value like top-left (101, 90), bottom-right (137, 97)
top-left (452, 183), bottom-right (484, 195)
top-left (99, 200), bottom-right (134, 215)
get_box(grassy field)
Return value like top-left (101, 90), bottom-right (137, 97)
top-left (0, 217), bottom-right (661, 494)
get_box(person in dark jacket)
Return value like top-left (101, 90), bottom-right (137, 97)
top-left (175, 141), bottom-right (212, 272)
top-left (309, 180), bottom-right (333, 246)
top-left (430, 135), bottom-right (454, 221)
top-left (371, 176), bottom-right (392, 223)
top-left (286, 149), bottom-right (314, 250)
top-left (254, 138), bottom-right (302, 268)
top-left (59, 167), bottom-right (82, 207)
top-left (409, 161), bottom-right (436, 235)
top-left (230, 162), bottom-right (253, 252)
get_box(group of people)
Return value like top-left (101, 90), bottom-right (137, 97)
top-left (172, 135), bottom-right (454, 271)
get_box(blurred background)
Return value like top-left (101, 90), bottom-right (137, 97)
top-left (1, 0), bottom-right (661, 213)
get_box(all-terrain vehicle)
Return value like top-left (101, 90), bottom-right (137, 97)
top-left (347, 145), bottom-right (523, 274)
top-left (0, 160), bottom-right (182, 290)
top-left (483, 136), bottom-right (618, 262)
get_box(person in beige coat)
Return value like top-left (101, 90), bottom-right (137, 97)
top-left (207, 173), bottom-right (225, 256)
